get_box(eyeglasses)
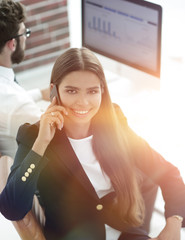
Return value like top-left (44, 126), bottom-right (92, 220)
top-left (14, 28), bottom-right (31, 39)
top-left (6, 29), bottom-right (31, 42)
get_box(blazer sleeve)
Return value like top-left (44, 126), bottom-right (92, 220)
top-left (114, 104), bottom-right (185, 226)
top-left (0, 123), bottom-right (49, 221)
top-left (128, 126), bottom-right (185, 222)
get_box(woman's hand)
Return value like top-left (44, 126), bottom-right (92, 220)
top-left (149, 216), bottom-right (182, 240)
top-left (32, 97), bottom-right (68, 156)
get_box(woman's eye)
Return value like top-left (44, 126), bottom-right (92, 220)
top-left (67, 90), bottom-right (77, 94)
top-left (88, 90), bottom-right (99, 94)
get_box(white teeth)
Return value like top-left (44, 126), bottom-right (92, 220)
top-left (74, 110), bottom-right (88, 114)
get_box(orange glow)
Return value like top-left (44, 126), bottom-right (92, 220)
top-left (123, 58), bottom-right (185, 182)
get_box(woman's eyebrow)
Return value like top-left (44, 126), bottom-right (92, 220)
top-left (87, 86), bottom-right (100, 90)
top-left (64, 86), bottom-right (100, 90)
top-left (64, 86), bottom-right (79, 90)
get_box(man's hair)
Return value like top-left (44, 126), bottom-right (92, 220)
top-left (0, 0), bottom-right (26, 53)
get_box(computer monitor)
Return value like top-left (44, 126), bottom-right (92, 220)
top-left (82, 0), bottom-right (162, 79)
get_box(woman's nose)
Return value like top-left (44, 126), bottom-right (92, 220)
top-left (76, 94), bottom-right (89, 106)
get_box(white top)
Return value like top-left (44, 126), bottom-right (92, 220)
top-left (68, 135), bottom-right (121, 240)
top-left (0, 66), bottom-right (43, 158)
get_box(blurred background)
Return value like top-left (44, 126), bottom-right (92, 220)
top-left (1, 0), bottom-right (185, 239)
top-left (15, 0), bottom-right (185, 178)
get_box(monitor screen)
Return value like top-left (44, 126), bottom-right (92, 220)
top-left (82, 0), bottom-right (162, 78)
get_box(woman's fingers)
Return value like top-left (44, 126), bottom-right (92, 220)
top-left (46, 98), bottom-right (68, 116)
top-left (41, 97), bottom-right (68, 131)
top-left (48, 96), bottom-right (57, 108)
top-left (49, 111), bottom-right (64, 130)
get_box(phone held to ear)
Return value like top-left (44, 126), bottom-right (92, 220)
top-left (50, 85), bottom-right (61, 105)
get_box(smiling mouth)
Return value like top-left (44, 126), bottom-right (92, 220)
top-left (72, 109), bottom-right (89, 116)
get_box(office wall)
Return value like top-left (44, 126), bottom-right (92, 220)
top-left (14, 0), bottom-right (70, 73)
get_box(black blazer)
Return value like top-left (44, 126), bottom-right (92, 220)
top-left (1, 107), bottom-right (185, 240)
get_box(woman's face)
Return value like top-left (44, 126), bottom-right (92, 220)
top-left (58, 70), bottom-right (102, 128)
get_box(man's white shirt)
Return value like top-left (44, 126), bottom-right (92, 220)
top-left (0, 66), bottom-right (44, 158)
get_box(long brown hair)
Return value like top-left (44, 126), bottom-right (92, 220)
top-left (51, 47), bottom-right (145, 227)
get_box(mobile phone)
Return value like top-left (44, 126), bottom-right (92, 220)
top-left (50, 85), bottom-right (62, 105)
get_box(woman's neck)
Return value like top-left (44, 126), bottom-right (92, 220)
top-left (64, 122), bottom-right (91, 139)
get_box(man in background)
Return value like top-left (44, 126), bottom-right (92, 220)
top-left (0, 0), bottom-right (50, 158)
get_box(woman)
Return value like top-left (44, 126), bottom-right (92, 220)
top-left (0, 47), bottom-right (185, 240)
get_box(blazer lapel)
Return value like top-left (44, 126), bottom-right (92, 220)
top-left (48, 129), bottom-right (99, 199)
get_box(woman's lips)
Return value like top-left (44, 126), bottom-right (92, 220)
top-left (71, 109), bottom-right (90, 117)
top-left (74, 110), bottom-right (89, 114)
